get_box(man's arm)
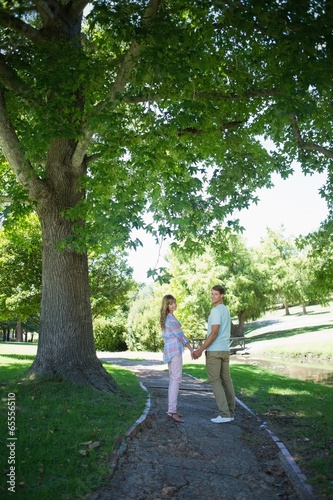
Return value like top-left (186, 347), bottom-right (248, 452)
top-left (193, 324), bottom-right (219, 359)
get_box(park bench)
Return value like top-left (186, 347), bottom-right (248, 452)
top-left (229, 336), bottom-right (246, 354)
top-left (191, 336), bottom-right (246, 354)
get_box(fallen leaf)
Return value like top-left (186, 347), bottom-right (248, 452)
top-left (89, 441), bottom-right (100, 449)
top-left (161, 486), bottom-right (178, 497)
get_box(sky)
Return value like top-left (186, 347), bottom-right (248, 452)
top-left (127, 164), bottom-right (328, 282)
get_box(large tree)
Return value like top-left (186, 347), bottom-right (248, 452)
top-left (0, 1), bottom-right (331, 390)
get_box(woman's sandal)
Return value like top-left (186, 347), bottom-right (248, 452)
top-left (166, 412), bottom-right (184, 423)
top-left (166, 411), bottom-right (183, 417)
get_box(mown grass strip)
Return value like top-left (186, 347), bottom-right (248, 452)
top-left (244, 322), bottom-right (333, 341)
top-left (0, 355), bottom-right (147, 499)
top-left (183, 361), bottom-right (333, 498)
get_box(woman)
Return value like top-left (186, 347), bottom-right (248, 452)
top-left (160, 294), bottom-right (194, 423)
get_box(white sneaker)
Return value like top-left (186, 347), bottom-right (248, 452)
top-left (211, 416), bottom-right (233, 423)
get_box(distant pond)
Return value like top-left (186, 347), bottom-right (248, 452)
top-left (231, 354), bottom-right (333, 387)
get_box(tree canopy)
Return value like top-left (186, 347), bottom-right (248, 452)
top-left (1, 1), bottom-right (331, 246)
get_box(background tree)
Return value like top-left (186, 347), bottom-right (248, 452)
top-left (93, 308), bottom-right (128, 352)
top-left (89, 250), bottom-right (136, 351)
top-left (255, 228), bottom-right (300, 314)
top-left (0, 1), bottom-right (331, 389)
top-left (89, 250), bottom-right (135, 319)
top-left (125, 284), bottom-right (164, 351)
top-left (288, 253), bottom-right (313, 314)
top-left (0, 212), bottom-right (135, 346)
top-left (0, 214), bottom-right (42, 339)
top-left (167, 248), bottom-right (224, 337)
top-left (299, 223), bottom-right (333, 304)
top-left (213, 234), bottom-right (272, 333)
top-left (157, 234), bottom-right (272, 338)
top-left (254, 227), bottom-right (330, 313)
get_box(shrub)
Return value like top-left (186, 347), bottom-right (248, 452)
top-left (93, 316), bottom-right (127, 352)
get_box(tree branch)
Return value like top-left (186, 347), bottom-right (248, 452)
top-left (72, 40), bottom-right (141, 170)
top-left (33, 0), bottom-right (57, 24)
top-left (195, 89), bottom-right (281, 100)
top-left (0, 93), bottom-right (46, 201)
top-left (123, 88), bottom-right (280, 105)
top-left (290, 114), bottom-right (333, 159)
top-left (0, 195), bottom-right (12, 203)
top-left (177, 120), bottom-right (244, 137)
top-left (98, 0), bottom-right (163, 108)
top-left (86, 153), bottom-right (102, 165)
top-left (0, 8), bottom-right (42, 42)
top-left (70, 0), bottom-right (90, 18)
top-left (0, 54), bottom-right (33, 97)
top-left (72, 0), bottom-right (163, 169)
top-left (142, 0), bottom-right (162, 23)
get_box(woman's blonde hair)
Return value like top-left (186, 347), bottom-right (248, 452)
top-left (160, 294), bottom-right (176, 329)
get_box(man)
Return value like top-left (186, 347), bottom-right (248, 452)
top-left (193, 285), bottom-right (235, 423)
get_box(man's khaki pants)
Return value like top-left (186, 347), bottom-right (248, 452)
top-left (206, 350), bottom-right (235, 417)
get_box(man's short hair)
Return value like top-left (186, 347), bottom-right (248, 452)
top-left (211, 285), bottom-right (225, 295)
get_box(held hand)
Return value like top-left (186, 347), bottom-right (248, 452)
top-left (193, 349), bottom-right (202, 360)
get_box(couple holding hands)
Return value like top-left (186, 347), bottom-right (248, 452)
top-left (160, 285), bottom-right (235, 424)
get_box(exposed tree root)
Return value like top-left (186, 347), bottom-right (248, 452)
top-left (27, 356), bottom-right (120, 394)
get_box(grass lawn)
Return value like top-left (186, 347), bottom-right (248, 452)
top-left (0, 354), bottom-right (147, 499)
top-left (244, 304), bottom-right (333, 363)
top-left (245, 323), bottom-right (333, 362)
top-left (183, 361), bottom-right (333, 498)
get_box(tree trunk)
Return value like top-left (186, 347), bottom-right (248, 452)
top-left (16, 320), bottom-right (23, 342)
top-left (302, 303), bottom-right (307, 314)
top-left (0, 92), bottom-right (120, 390)
top-left (237, 311), bottom-right (247, 335)
top-left (284, 299), bottom-right (290, 315)
top-left (231, 321), bottom-right (243, 337)
top-left (28, 200), bottom-right (119, 393)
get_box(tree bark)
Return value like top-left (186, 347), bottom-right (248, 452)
top-left (231, 311), bottom-right (247, 336)
top-left (237, 311), bottom-right (247, 335)
top-left (284, 299), bottom-right (290, 315)
top-left (16, 320), bottom-right (23, 342)
top-left (231, 322), bottom-right (241, 337)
